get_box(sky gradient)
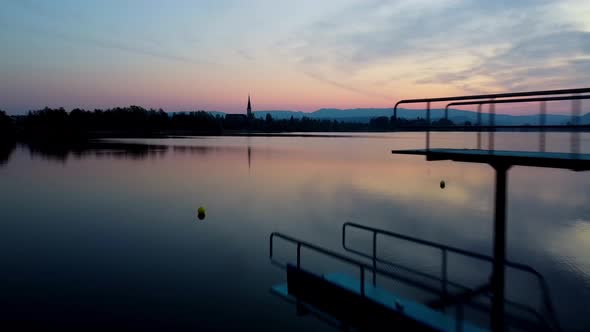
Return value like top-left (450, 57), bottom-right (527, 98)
top-left (1, 0), bottom-right (589, 114)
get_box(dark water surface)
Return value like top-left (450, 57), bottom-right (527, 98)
top-left (0, 133), bottom-right (589, 331)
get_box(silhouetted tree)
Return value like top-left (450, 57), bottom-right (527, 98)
top-left (432, 118), bottom-right (454, 126)
top-left (16, 105), bottom-right (469, 140)
top-left (0, 110), bottom-right (15, 139)
top-left (369, 116), bottom-right (390, 130)
top-left (0, 110), bottom-right (16, 164)
top-left (22, 107), bottom-right (71, 140)
top-left (0, 140), bottom-right (15, 166)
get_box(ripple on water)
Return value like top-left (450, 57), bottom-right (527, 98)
top-left (549, 219), bottom-right (590, 287)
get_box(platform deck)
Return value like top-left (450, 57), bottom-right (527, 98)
top-left (392, 148), bottom-right (590, 171)
top-left (272, 271), bottom-right (487, 332)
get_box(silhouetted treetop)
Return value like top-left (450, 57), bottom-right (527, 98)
top-left (0, 110), bottom-right (16, 139)
top-left (10, 105), bottom-right (460, 141)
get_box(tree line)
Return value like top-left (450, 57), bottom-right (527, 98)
top-left (0, 106), bottom-right (458, 141)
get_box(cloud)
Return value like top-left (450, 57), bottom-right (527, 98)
top-left (1, 0), bottom-right (213, 66)
top-left (280, 0), bottom-right (589, 93)
top-left (236, 49), bottom-right (254, 61)
top-left (77, 34), bottom-right (211, 65)
top-left (421, 31), bottom-right (590, 91)
top-left (303, 71), bottom-right (391, 100)
top-left (0, 20), bottom-right (215, 67)
top-left (3, 0), bottom-right (60, 19)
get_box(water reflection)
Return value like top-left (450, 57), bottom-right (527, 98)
top-left (0, 141), bottom-right (15, 166)
top-left (0, 141), bottom-right (257, 166)
top-left (4, 140), bottom-right (261, 177)
top-left (0, 133), bottom-right (588, 330)
top-left (24, 141), bottom-right (169, 162)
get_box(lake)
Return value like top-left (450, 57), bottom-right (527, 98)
top-left (0, 132), bottom-right (589, 331)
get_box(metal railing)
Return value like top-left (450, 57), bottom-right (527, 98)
top-left (269, 231), bottom-right (470, 330)
top-left (392, 87), bottom-right (590, 152)
top-left (270, 232), bottom-right (445, 297)
top-left (394, 88), bottom-right (590, 109)
top-left (442, 95), bottom-right (590, 152)
top-left (342, 222), bottom-right (561, 331)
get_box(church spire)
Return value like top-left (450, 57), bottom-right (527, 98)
top-left (247, 94), bottom-right (252, 118)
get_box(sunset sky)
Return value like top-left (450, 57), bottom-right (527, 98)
top-left (1, 0), bottom-right (589, 114)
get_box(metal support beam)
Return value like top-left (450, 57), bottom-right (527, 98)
top-left (491, 163), bottom-right (510, 332)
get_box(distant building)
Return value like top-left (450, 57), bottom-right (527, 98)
top-left (224, 114), bottom-right (247, 121)
top-left (224, 95), bottom-right (253, 128)
top-left (247, 94), bottom-right (253, 118)
top-left (224, 95), bottom-right (253, 122)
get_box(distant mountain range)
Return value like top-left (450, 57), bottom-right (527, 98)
top-left (205, 108), bottom-right (590, 126)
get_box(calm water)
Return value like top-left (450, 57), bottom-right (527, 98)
top-left (1, 133), bottom-right (589, 331)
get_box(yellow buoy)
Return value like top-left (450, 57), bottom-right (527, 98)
top-left (197, 206), bottom-right (206, 220)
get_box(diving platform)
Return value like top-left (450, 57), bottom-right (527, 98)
top-left (269, 226), bottom-right (559, 331)
top-left (272, 265), bottom-right (486, 332)
top-left (392, 149), bottom-right (590, 171)
top-left (389, 87), bottom-right (588, 331)
top-left (269, 88), bottom-right (580, 331)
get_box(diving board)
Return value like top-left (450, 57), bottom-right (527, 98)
top-left (272, 264), bottom-right (487, 332)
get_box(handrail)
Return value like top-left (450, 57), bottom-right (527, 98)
top-left (444, 94), bottom-right (590, 112)
top-left (270, 231), bottom-right (483, 329)
top-left (270, 230), bottom-right (558, 331)
top-left (441, 94), bottom-right (590, 152)
top-left (392, 87), bottom-right (589, 153)
top-left (393, 87), bottom-right (590, 112)
top-left (272, 232), bottom-right (361, 266)
top-left (341, 243), bottom-right (554, 329)
top-left (269, 232), bottom-right (444, 296)
top-left (342, 222), bottom-right (561, 331)
top-left (344, 222), bottom-right (539, 272)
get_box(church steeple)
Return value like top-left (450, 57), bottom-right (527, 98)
top-left (247, 94), bottom-right (252, 118)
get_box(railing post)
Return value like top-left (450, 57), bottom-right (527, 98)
top-left (297, 243), bottom-right (301, 269)
top-left (572, 97), bottom-right (581, 155)
top-left (270, 234), bottom-right (273, 259)
top-left (372, 232), bottom-right (377, 286)
top-left (477, 104), bottom-right (482, 149)
top-left (539, 101), bottom-right (546, 152)
top-left (489, 101), bottom-right (495, 152)
top-left (426, 101), bottom-right (431, 151)
top-left (360, 266), bottom-right (365, 296)
top-left (456, 303), bottom-right (464, 332)
top-left (342, 224), bottom-right (346, 249)
top-left (491, 163), bottom-right (509, 332)
top-left (442, 249), bottom-right (448, 308)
